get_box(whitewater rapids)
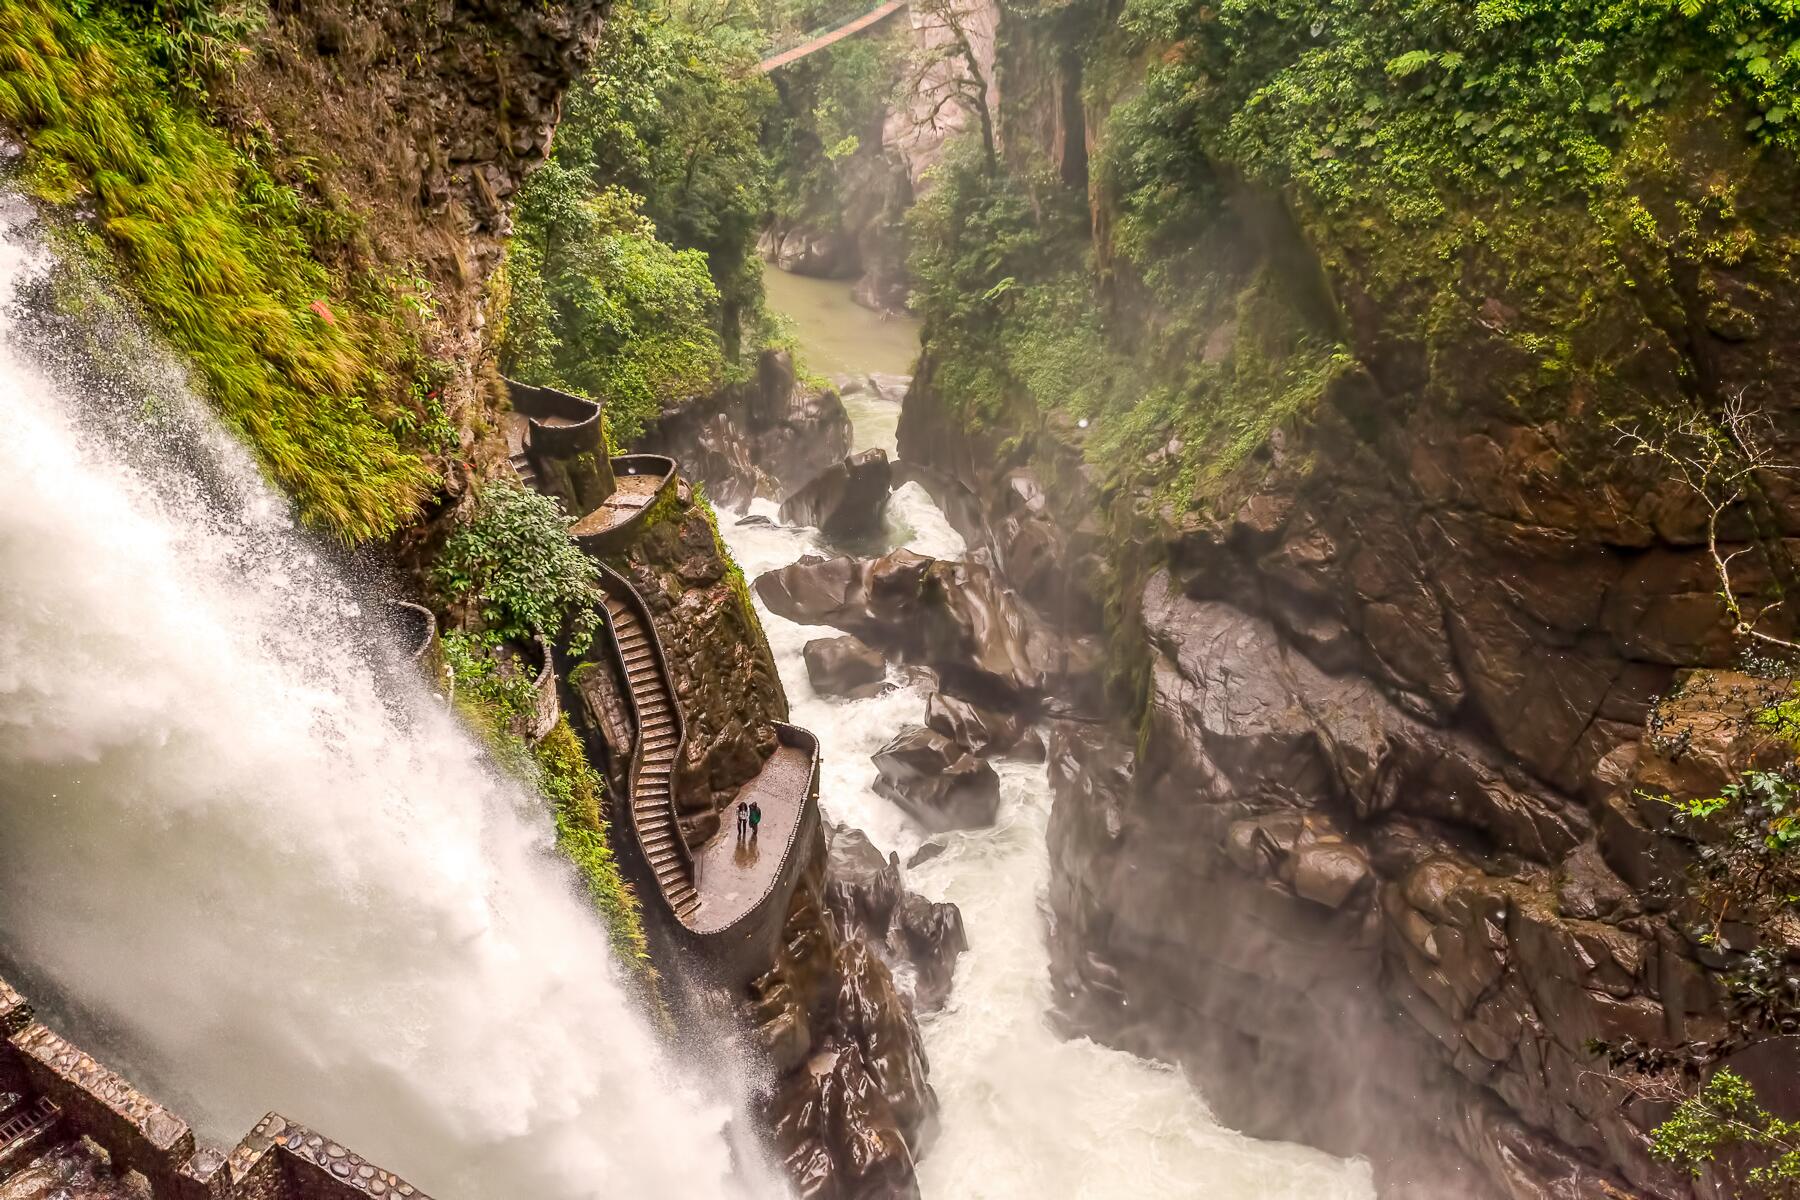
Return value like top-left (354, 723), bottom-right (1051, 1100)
top-left (731, 270), bottom-right (1379, 1200)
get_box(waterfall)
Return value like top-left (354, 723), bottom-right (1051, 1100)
top-left (0, 202), bottom-right (777, 1197)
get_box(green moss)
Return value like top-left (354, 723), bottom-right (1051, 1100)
top-left (444, 634), bottom-right (655, 980)
top-left (0, 0), bottom-right (436, 540)
top-left (535, 718), bottom-right (655, 974)
top-left (691, 483), bottom-right (780, 671)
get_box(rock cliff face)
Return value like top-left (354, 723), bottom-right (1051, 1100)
top-left (606, 486), bottom-right (941, 1199)
top-left (641, 350), bottom-right (852, 510)
top-left (210, 0), bottom-right (608, 499)
top-left (892, 3), bottom-right (1800, 1192)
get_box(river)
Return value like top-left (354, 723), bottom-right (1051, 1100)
top-left (725, 271), bottom-right (1377, 1198)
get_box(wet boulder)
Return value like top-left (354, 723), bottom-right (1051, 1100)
top-left (924, 691), bottom-right (1025, 757)
top-left (804, 635), bottom-right (889, 699)
top-left (754, 549), bottom-right (931, 645)
top-left (872, 726), bottom-right (1001, 832)
top-left (755, 548), bottom-right (1044, 711)
top-left (893, 892), bottom-right (968, 1011)
top-left (780, 449), bottom-right (894, 540)
top-left (827, 823), bottom-right (968, 1013)
top-left (827, 824), bottom-right (904, 936)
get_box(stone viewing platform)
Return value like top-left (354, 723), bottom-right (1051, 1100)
top-left (568, 454), bottom-right (677, 556)
top-left (0, 973), bottom-right (432, 1200)
top-left (499, 379), bottom-right (823, 989)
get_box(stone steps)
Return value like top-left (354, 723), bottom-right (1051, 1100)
top-left (599, 571), bottom-right (702, 922)
top-left (0, 1094), bottom-right (60, 1181)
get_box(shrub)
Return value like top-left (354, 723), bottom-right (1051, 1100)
top-left (434, 479), bottom-right (602, 653)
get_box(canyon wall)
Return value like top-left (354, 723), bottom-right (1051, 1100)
top-left (893, 1), bottom-right (1800, 1195)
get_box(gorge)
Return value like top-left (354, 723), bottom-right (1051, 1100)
top-left (4, 0), bottom-right (1800, 1196)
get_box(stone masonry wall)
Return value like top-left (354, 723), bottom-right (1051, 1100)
top-left (0, 974), bottom-right (433, 1200)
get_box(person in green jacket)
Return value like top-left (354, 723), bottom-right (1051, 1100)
top-left (749, 801), bottom-right (763, 841)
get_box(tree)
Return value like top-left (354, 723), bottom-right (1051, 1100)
top-left (1616, 390), bottom-right (1800, 655)
top-left (1646, 1069), bottom-right (1800, 1198)
top-left (500, 179), bottom-right (725, 441)
top-left (902, 0), bottom-right (997, 173)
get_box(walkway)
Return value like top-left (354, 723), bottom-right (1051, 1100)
top-left (758, 0), bottom-right (906, 72)
top-left (501, 415), bottom-right (820, 968)
top-left (693, 742), bottom-right (813, 931)
top-left (598, 575), bottom-right (701, 923)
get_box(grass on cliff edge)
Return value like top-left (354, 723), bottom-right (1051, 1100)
top-left (442, 632), bottom-right (655, 980)
top-left (0, 0), bottom-right (434, 541)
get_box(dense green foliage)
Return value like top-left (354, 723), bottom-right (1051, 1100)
top-left (1117, 0), bottom-right (1800, 223)
top-left (1653, 1068), bottom-right (1800, 1196)
top-left (443, 633), bottom-right (652, 974)
top-left (909, 138), bottom-right (1345, 505)
top-left (0, 0), bottom-right (441, 540)
top-left (500, 0), bottom-right (775, 433)
top-left (434, 480), bottom-right (603, 653)
top-left (502, 184), bottom-right (724, 442)
top-left (1668, 765), bottom-right (1800, 939)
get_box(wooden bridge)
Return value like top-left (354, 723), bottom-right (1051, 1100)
top-left (758, 0), bottom-right (907, 72)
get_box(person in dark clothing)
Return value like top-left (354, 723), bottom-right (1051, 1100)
top-left (736, 800), bottom-right (749, 842)
top-left (748, 801), bottom-right (763, 840)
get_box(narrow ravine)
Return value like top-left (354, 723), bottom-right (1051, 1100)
top-left (723, 272), bottom-right (1377, 1199)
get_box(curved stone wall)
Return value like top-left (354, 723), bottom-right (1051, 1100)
top-left (569, 456), bottom-right (677, 557)
top-left (0, 974), bottom-right (434, 1200)
top-left (502, 379), bottom-right (603, 458)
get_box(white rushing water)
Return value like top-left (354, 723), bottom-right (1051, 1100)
top-left (730, 273), bottom-right (1380, 1200)
top-left (0, 204), bottom-right (781, 1197)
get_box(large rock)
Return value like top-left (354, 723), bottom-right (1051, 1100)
top-left (780, 449), bottom-right (894, 541)
top-left (755, 548), bottom-right (1048, 710)
top-left (640, 349), bottom-right (851, 507)
top-left (923, 691), bottom-right (1025, 757)
top-left (750, 829), bottom-right (936, 1199)
top-left (827, 824), bottom-right (968, 1011)
top-left (587, 490), bottom-right (789, 848)
top-left (872, 726), bottom-right (1002, 831)
top-left (804, 635), bottom-right (889, 699)
top-left (1039, 574), bottom-right (1767, 1198)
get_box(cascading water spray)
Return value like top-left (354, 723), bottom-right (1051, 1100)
top-left (0, 199), bottom-right (780, 1198)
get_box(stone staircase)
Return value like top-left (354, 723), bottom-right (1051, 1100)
top-left (601, 579), bottom-right (700, 924)
top-left (0, 1091), bottom-right (60, 1180)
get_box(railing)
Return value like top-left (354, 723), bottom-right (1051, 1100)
top-left (571, 455), bottom-right (679, 557)
top-left (525, 632), bottom-right (560, 744)
top-left (503, 378), bottom-right (604, 457)
top-left (384, 600), bottom-right (436, 664)
top-left (595, 563), bottom-right (696, 913)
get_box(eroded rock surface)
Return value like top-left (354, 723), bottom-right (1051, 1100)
top-left (780, 449), bottom-right (894, 542)
top-left (1043, 571), bottom-right (1800, 1198)
top-left (827, 824), bottom-right (968, 1011)
top-left (750, 828), bottom-right (936, 1199)
top-left (755, 548), bottom-right (1073, 711)
top-left (924, 691), bottom-right (1026, 758)
top-left (641, 349), bottom-right (851, 510)
top-left (609, 486), bottom-right (789, 847)
top-left (872, 726), bottom-right (1002, 832)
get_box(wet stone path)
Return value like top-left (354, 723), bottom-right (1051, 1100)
top-left (692, 743), bottom-right (813, 932)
